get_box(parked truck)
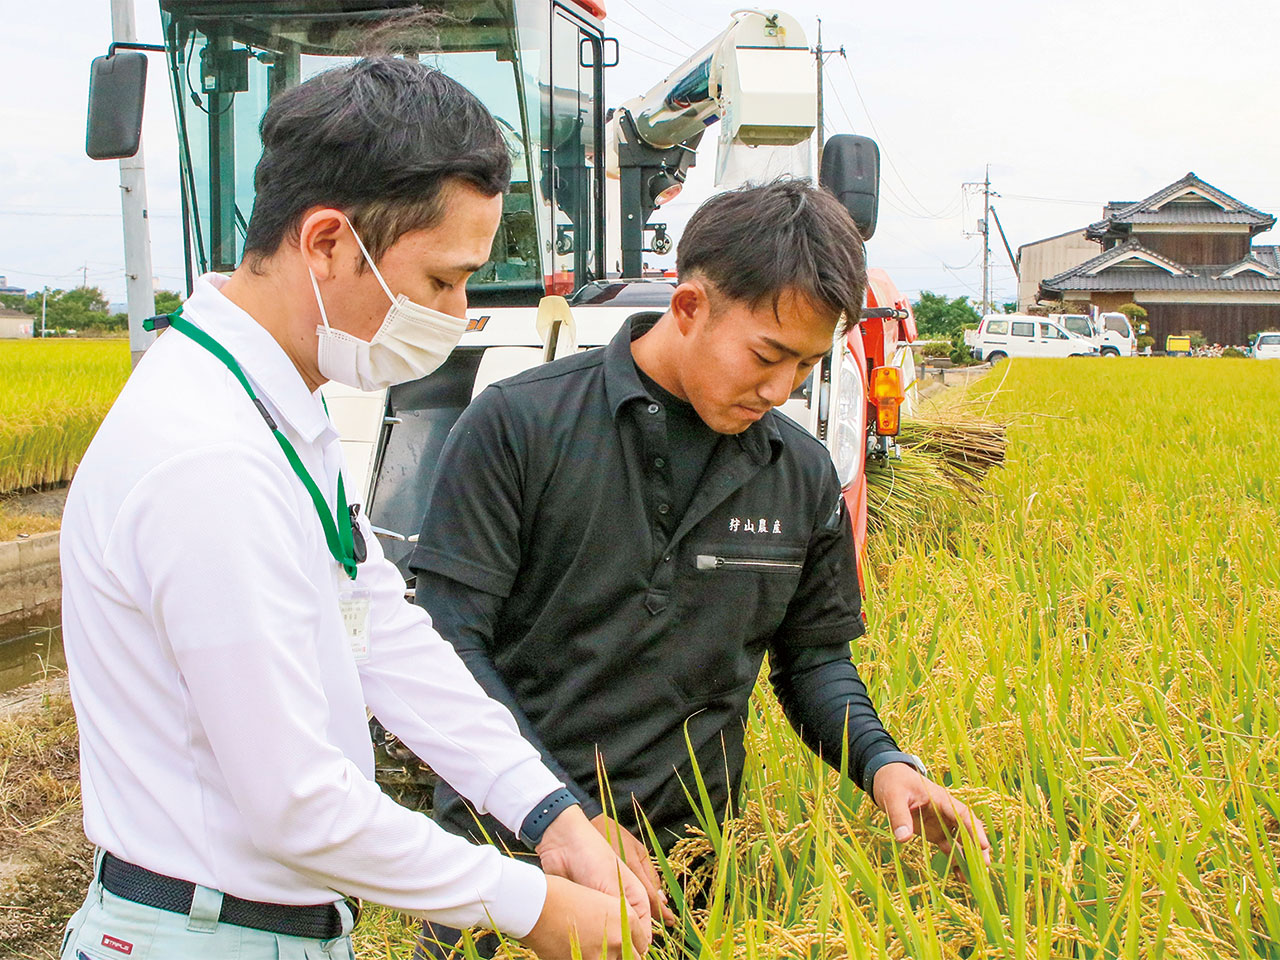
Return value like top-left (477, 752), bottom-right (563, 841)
top-left (1050, 312), bottom-right (1136, 357)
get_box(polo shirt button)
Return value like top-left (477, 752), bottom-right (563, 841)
top-left (648, 403), bottom-right (660, 415)
top-left (654, 457), bottom-right (665, 469)
top-left (658, 503), bottom-right (670, 515)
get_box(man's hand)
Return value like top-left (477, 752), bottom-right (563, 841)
top-left (872, 763), bottom-right (992, 869)
top-left (536, 805), bottom-right (653, 949)
top-left (591, 813), bottom-right (676, 926)
top-left (522, 875), bottom-right (647, 960)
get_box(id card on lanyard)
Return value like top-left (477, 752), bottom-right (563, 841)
top-left (339, 585), bottom-right (372, 663)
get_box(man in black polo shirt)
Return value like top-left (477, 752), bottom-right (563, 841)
top-left (410, 180), bottom-right (990, 948)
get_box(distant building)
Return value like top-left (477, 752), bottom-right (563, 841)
top-left (0, 276), bottom-right (26, 297)
top-left (0, 307), bottom-right (35, 339)
top-left (1016, 228), bottom-right (1096, 312)
top-left (1039, 172), bottom-right (1280, 346)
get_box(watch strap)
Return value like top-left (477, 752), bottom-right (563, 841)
top-left (863, 750), bottom-right (929, 796)
top-left (518, 787), bottom-right (579, 850)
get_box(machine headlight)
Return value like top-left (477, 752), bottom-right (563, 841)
top-left (833, 351), bottom-right (865, 488)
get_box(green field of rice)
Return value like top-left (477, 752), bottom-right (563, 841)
top-left (0, 340), bottom-right (129, 496)
top-left (354, 357), bottom-right (1280, 959)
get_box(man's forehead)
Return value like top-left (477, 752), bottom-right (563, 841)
top-left (698, 278), bottom-right (837, 324)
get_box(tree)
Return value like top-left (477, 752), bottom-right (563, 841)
top-left (1117, 302), bottom-right (1148, 335)
top-left (154, 290), bottom-right (183, 315)
top-left (39, 286), bottom-right (111, 333)
top-left (911, 291), bottom-right (983, 339)
top-left (0, 293), bottom-right (36, 315)
top-left (1001, 301), bottom-right (1017, 314)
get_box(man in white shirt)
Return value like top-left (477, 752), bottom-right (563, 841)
top-left (59, 57), bottom-right (651, 960)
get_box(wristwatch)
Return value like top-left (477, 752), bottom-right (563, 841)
top-left (518, 787), bottom-right (579, 850)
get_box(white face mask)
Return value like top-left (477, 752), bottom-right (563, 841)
top-left (310, 217), bottom-right (468, 391)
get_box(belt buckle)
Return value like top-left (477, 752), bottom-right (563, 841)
top-left (344, 896), bottom-right (363, 929)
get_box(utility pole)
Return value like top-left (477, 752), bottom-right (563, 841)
top-left (41, 287), bottom-right (47, 338)
top-left (82, 264), bottom-right (89, 288)
top-left (982, 164), bottom-right (991, 316)
top-left (110, 0), bottom-right (157, 367)
top-left (813, 19), bottom-right (846, 171)
top-left (963, 165), bottom-right (995, 314)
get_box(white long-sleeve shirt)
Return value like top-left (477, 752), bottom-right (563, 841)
top-left (60, 274), bottom-right (561, 937)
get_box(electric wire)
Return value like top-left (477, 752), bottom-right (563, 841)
top-left (642, 0), bottom-right (721, 33)
top-left (837, 58), bottom-right (960, 221)
top-left (1002, 193), bottom-right (1105, 207)
top-left (825, 68), bottom-right (960, 222)
top-left (606, 17), bottom-right (684, 68)
top-left (0, 209), bottom-right (182, 219)
top-left (616, 0), bottom-right (697, 53)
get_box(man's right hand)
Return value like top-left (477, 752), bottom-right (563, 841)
top-left (522, 875), bottom-right (649, 959)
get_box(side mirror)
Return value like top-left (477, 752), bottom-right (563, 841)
top-left (820, 134), bottom-right (879, 241)
top-left (86, 51), bottom-right (148, 160)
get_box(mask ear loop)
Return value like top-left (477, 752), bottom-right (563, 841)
top-left (341, 214), bottom-right (397, 305)
top-left (308, 269), bottom-right (334, 332)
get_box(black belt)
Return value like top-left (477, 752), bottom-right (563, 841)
top-left (100, 852), bottom-right (357, 941)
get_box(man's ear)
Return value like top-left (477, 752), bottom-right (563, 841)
top-left (298, 207), bottom-right (351, 281)
top-left (669, 279), bottom-right (710, 337)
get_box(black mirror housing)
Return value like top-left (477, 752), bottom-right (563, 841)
top-left (820, 134), bottom-right (880, 241)
top-left (86, 51), bottom-right (148, 160)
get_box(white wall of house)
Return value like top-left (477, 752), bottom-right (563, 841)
top-left (0, 315), bottom-right (34, 339)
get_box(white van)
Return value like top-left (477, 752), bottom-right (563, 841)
top-left (969, 315), bottom-right (1099, 363)
top-left (1253, 332), bottom-right (1280, 359)
top-left (1052, 312), bottom-right (1136, 357)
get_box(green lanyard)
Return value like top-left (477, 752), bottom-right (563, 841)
top-left (144, 310), bottom-right (360, 580)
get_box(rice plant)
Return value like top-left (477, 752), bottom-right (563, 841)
top-left (0, 340), bottom-right (130, 495)
top-left (356, 357), bottom-right (1280, 959)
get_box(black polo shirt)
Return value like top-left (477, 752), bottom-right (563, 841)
top-left (410, 317), bottom-right (866, 844)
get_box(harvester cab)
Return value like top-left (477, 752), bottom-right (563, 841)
top-left (84, 1), bottom-right (915, 585)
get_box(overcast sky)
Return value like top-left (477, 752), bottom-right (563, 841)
top-left (3, 0), bottom-right (1278, 308)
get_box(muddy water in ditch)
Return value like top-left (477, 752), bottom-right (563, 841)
top-left (0, 604), bottom-right (64, 695)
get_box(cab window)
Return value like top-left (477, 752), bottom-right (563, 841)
top-left (1104, 315), bottom-right (1130, 336)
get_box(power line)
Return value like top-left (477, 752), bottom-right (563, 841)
top-left (838, 58), bottom-right (959, 221)
top-left (1002, 193), bottom-right (1104, 207)
top-left (616, 0), bottom-right (696, 52)
top-left (824, 61), bottom-right (960, 222)
top-left (0, 208), bottom-right (182, 219)
top-left (641, 0), bottom-right (721, 33)
top-left (607, 16), bottom-right (685, 67)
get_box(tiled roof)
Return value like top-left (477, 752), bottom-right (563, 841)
top-left (1215, 252), bottom-right (1280, 280)
top-left (1041, 239), bottom-right (1280, 294)
top-left (1252, 245), bottom-right (1280, 271)
top-left (1086, 172), bottom-right (1275, 238)
top-left (1047, 271), bottom-right (1280, 293)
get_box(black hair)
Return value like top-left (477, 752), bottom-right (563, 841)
top-left (676, 178), bottom-right (867, 332)
top-left (242, 56), bottom-right (510, 267)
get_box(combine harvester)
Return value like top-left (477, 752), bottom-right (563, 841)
top-left (87, 1), bottom-right (957, 601)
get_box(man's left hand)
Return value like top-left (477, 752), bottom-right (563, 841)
top-left (591, 814), bottom-right (677, 927)
top-left (536, 805), bottom-right (654, 936)
top-left (872, 763), bottom-right (992, 870)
